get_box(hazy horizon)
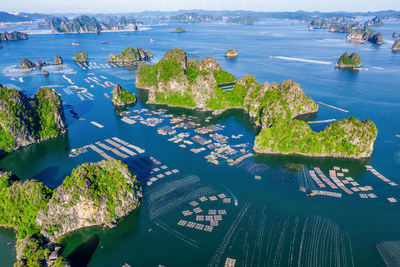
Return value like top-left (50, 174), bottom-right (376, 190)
top-left (3, 0), bottom-right (400, 14)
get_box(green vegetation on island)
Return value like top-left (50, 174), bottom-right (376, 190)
top-left (224, 48), bottom-right (238, 58)
top-left (112, 83), bottom-right (137, 106)
top-left (73, 51), bottom-right (88, 63)
top-left (136, 48), bottom-right (378, 159)
top-left (0, 86), bottom-right (67, 156)
top-left (254, 117), bottom-right (377, 158)
top-left (36, 160), bottom-right (142, 240)
top-left (171, 26), bottom-right (186, 32)
top-left (335, 52), bottom-right (361, 69)
top-left (108, 46), bottom-right (152, 66)
top-left (0, 160), bottom-right (142, 266)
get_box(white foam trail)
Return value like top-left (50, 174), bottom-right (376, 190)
top-left (372, 66), bottom-right (384, 70)
top-left (271, 56), bottom-right (332, 65)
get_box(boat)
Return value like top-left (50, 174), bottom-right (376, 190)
top-left (72, 43), bottom-right (80, 46)
top-left (234, 200), bottom-right (238, 206)
top-left (102, 41), bottom-right (109, 44)
top-left (307, 192), bottom-right (317, 197)
top-left (150, 39), bottom-right (155, 43)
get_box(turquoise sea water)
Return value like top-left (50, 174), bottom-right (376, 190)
top-left (0, 20), bottom-right (400, 266)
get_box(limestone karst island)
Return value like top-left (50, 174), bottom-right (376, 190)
top-left (0, 2), bottom-right (399, 267)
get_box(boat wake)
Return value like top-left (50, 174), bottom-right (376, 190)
top-left (271, 56), bottom-right (332, 65)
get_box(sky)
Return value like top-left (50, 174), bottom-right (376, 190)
top-left (4, 0), bottom-right (400, 14)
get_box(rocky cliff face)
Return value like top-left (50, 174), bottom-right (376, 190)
top-left (137, 49), bottom-right (232, 109)
top-left (0, 31), bottom-right (28, 42)
top-left (393, 39), bottom-right (400, 52)
top-left (73, 51), bottom-right (88, 63)
top-left (47, 15), bottom-right (130, 33)
top-left (259, 80), bottom-right (319, 128)
top-left (112, 83), bottom-right (137, 106)
top-left (48, 16), bottom-right (106, 33)
top-left (36, 160), bottom-right (142, 240)
top-left (346, 28), bottom-right (383, 45)
top-left (1, 160), bottom-right (141, 266)
top-left (0, 86), bottom-right (67, 156)
top-left (108, 46), bottom-right (152, 66)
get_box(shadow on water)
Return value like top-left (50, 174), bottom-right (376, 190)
top-left (0, 134), bottom-right (70, 175)
top-left (67, 234), bottom-right (100, 267)
top-left (113, 101), bottom-right (138, 116)
top-left (32, 166), bottom-right (60, 184)
top-left (255, 152), bottom-right (371, 179)
top-left (124, 156), bottom-right (154, 190)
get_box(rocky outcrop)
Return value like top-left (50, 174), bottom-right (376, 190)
top-left (308, 19), bottom-right (328, 30)
top-left (0, 31), bottom-right (28, 42)
top-left (258, 80), bottom-right (319, 128)
top-left (73, 51), bottom-right (88, 63)
top-left (112, 84), bottom-right (137, 106)
top-left (137, 48), bottom-right (377, 159)
top-left (329, 22), bottom-right (362, 33)
top-left (1, 160), bottom-right (141, 266)
top-left (0, 86), bottom-right (67, 155)
top-left (46, 15), bottom-right (133, 33)
top-left (254, 117), bottom-right (378, 159)
top-left (36, 160), bottom-right (142, 240)
top-left (393, 39), bottom-right (400, 52)
top-left (335, 52), bottom-right (361, 69)
top-left (224, 48), bottom-right (238, 58)
top-left (36, 59), bottom-right (43, 69)
top-left (108, 46), bottom-right (152, 66)
top-left (19, 58), bottom-right (35, 69)
top-left (346, 28), bottom-right (383, 45)
top-left (364, 16), bottom-right (383, 27)
top-left (15, 235), bottom-right (68, 266)
top-left (53, 56), bottom-right (63, 65)
top-left (172, 26), bottom-right (186, 32)
top-left (48, 16), bottom-right (106, 33)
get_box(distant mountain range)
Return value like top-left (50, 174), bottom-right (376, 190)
top-left (0, 11), bottom-right (50, 22)
top-left (1, 9), bottom-right (400, 24)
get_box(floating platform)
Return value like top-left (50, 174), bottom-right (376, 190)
top-left (90, 121), bottom-right (104, 128)
top-left (318, 102), bottom-right (349, 113)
